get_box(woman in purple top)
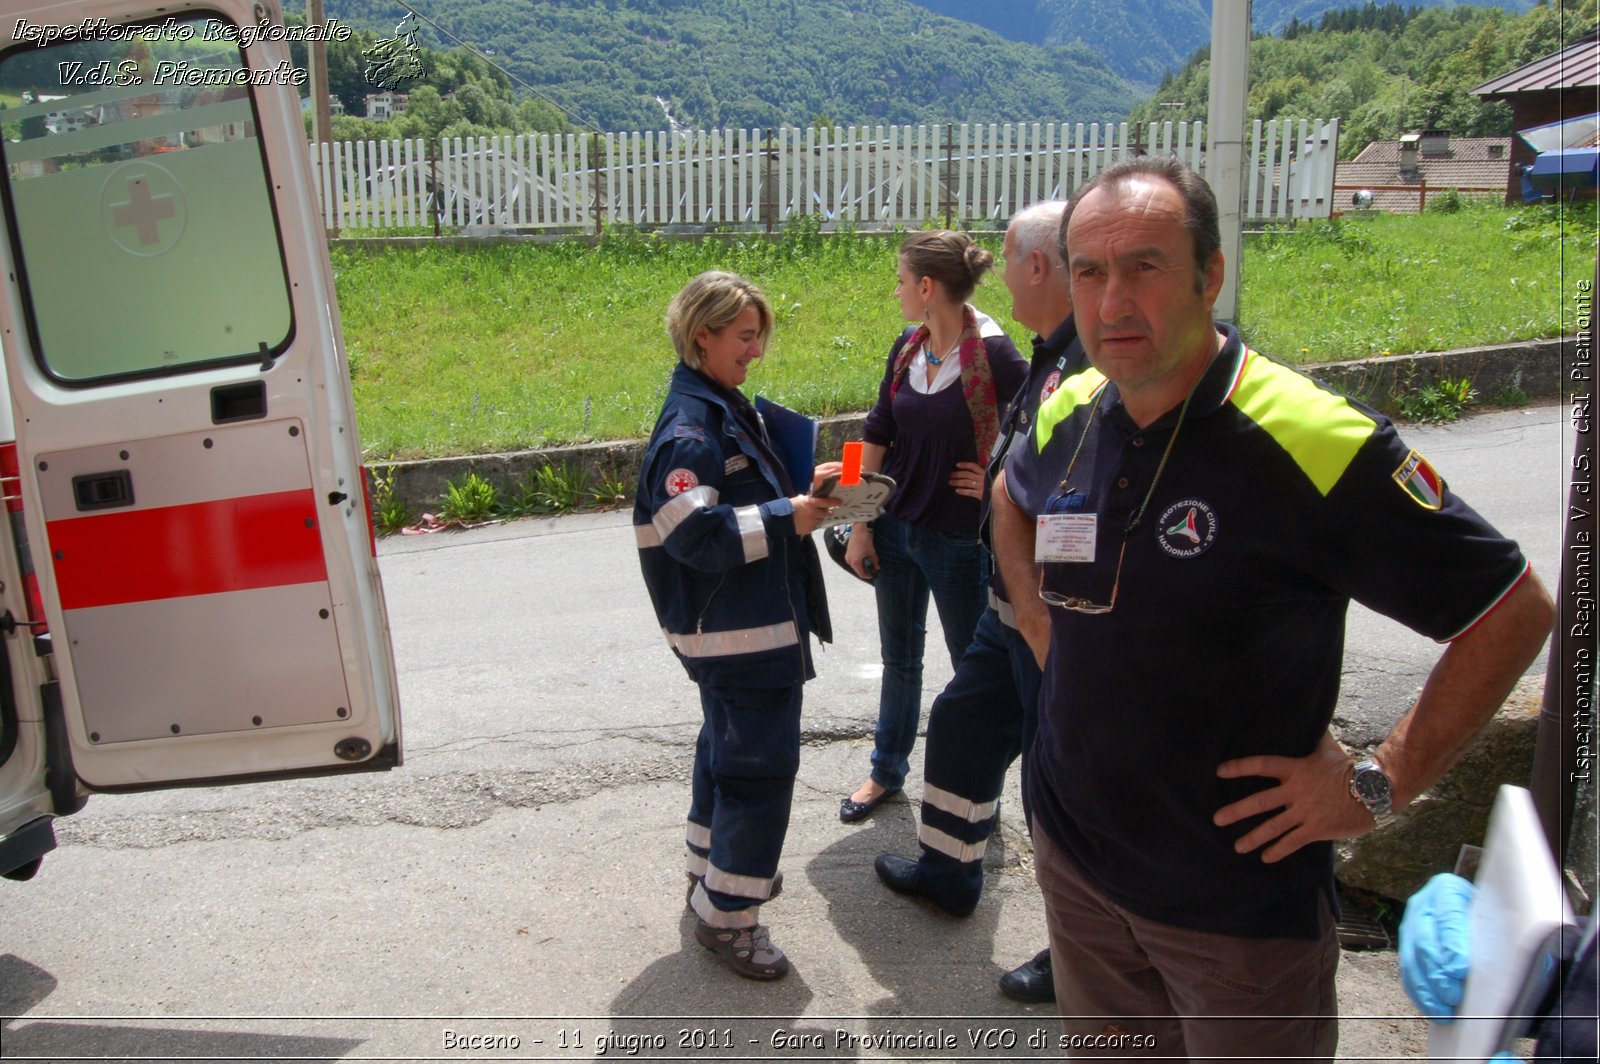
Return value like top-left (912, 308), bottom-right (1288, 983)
top-left (839, 230), bottom-right (1027, 823)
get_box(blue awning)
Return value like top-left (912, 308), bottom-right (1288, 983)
top-left (1529, 147), bottom-right (1599, 180)
top-left (1525, 147), bottom-right (1599, 198)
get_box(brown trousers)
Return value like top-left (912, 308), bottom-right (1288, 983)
top-left (1034, 829), bottom-right (1340, 1062)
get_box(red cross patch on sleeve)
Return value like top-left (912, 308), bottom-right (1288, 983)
top-left (665, 468), bottom-right (699, 496)
top-left (1040, 370), bottom-right (1062, 404)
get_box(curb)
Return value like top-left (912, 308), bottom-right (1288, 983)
top-left (372, 336), bottom-right (1573, 519)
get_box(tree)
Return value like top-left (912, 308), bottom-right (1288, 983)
top-left (1124, 1), bottom-right (1592, 158)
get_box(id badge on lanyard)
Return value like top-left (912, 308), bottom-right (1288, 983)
top-left (1036, 488), bottom-right (1097, 564)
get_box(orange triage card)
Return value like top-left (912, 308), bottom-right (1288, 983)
top-left (840, 441), bottom-right (862, 485)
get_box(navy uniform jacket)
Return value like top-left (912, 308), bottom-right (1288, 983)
top-left (635, 363), bottom-right (831, 689)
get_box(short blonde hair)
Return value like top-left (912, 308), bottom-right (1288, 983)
top-left (666, 271), bottom-right (773, 369)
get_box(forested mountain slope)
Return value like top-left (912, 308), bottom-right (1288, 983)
top-left (318, 0), bottom-right (1138, 132)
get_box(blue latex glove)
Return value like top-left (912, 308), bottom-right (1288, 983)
top-left (1399, 872), bottom-right (1477, 1022)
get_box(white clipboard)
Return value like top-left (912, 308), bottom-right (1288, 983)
top-left (810, 472), bottom-right (895, 529)
top-left (1428, 785), bottom-right (1576, 1061)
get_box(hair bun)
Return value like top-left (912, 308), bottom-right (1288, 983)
top-left (965, 243), bottom-right (994, 280)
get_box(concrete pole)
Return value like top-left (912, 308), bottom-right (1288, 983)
top-left (306, 0), bottom-right (336, 237)
top-left (1206, 0), bottom-right (1250, 325)
top-left (306, 0), bottom-right (334, 147)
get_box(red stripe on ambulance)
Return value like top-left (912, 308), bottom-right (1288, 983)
top-left (46, 489), bottom-right (327, 610)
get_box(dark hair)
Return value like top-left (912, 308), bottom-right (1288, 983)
top-left (899, 230), bottom-right (994, 303)
top-left (1059, 156), bottom-right (1220, 292)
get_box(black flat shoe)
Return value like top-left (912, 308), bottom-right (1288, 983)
top-left (839, 787), bottom-right (900, 823)
top-left (998, 947), bottom-right (1055, 1003)
top-left (873, 854), bottom-right (977, 917)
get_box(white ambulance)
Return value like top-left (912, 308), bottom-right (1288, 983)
top-left (0, 0), bottom-right (402, 880)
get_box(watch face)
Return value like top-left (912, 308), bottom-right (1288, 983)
top-left (1354, 766), bottom-right (1392, 805)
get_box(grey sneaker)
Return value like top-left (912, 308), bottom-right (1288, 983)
top-left (693, 919), bottom-right (790, 980)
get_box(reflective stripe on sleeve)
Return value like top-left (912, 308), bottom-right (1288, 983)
top-left (652, 484), bottom-right (720, 541)
top-left (918, 821), bottom-right (987, 864)
top-left (923, 781), bottom-right (1000, 824)
top-left (735, 504), bottom-right (769, 563)
top-left (665, 620), bottom-right (799, 658)
top-left (635, 523), bottom-right (662, 548)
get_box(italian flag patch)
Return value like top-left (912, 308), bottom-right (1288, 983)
top-left (1393, 450), bottom-right (1444, 510)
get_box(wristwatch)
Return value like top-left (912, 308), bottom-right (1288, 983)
top-left (1349, 758), bottom-right (1396, 829)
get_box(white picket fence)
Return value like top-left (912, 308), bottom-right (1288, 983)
top-left (309, 118), bottom-right (1340, 235)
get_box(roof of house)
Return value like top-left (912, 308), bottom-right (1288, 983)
top-left (1473, 34), bottom-right (1600, 98)
top-left (1335, 136), bottom-right (1512, 212)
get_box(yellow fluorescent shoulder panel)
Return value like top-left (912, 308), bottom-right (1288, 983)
top-left (1231, 355), bottom-right (1376, 497)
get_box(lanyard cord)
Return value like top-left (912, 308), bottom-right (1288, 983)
top-left (1056, 386), bottom-right (1194, 536)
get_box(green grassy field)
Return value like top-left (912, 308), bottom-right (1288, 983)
top-left (336, 203), bottom-right (1592, 461)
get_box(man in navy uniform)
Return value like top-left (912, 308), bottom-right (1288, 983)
top-left (992, 157), bottom-right (1554, 1055)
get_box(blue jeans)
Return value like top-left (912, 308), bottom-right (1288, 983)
top-left (868, 512), bottom-right (987, 792)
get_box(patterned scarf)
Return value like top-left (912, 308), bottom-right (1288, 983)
top-left (889, 303), bottom-right (1000, 458)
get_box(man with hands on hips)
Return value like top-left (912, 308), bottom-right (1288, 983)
top-left (991, 156), bottom-right (1555, 1057)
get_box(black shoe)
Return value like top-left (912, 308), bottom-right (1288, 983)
top-left (840, 787), bottom-right (901, 823)
top-left (873, 854), bottom-right (977, 917)
top-left (998, 947), bottom-right (1055, 1004)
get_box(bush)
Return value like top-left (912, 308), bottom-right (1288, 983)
top-left (1426, 188), bottom-right (1465, 214)
top-left (438, 472), bottom-right (499, 522)
top-left (1395, 375), bottom-right (1477, 424)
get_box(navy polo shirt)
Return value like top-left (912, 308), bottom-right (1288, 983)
top-left (1006, 326), bottom-right (1530, 939)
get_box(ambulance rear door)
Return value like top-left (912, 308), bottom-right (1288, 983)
top-left (0, 0), bottom-right (402, 792)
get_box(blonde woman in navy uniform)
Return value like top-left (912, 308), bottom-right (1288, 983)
top-left (634, 271), bottom-right (838, 980)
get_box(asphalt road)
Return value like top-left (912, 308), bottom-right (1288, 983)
top-left (0, 402), bottom-right (1572, 1062)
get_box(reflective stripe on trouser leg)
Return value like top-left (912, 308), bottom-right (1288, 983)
top-left (691, 881), bottom-right (758, 929)
top-left (686, 726), bottom-right (714, 882)
top-left (705, 861), bottom-right (778, 900)
top-left (912, 609), bottom-right (1025, 908)
top-left (685, 818), bottom-right (711, 878)
top-left (686, 821), bottom-right (713, 850)
top-left (695, 682), bottom-right (802, 916)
